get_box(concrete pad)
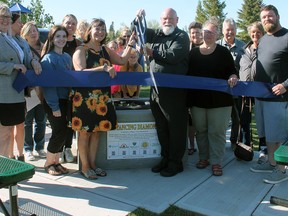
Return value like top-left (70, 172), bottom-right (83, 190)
top-left (175, 158), bottom-right (276, 216)
top-left (0, 174), bottom-right (135, 216)
top-left (254, 180), bottom-right (288, 216)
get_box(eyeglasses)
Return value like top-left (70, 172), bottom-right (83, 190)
top-left (203, 29), bottom-right (217, 35)
top-left (0, 15), bottom-right (11, 21)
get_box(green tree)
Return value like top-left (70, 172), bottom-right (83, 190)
top-left (25, 0), bottom-right (54, 28)
top-left (147, 19), bottom-right (160, 30)
top-left (1, 0), bottom-right (21, 5)
top-left (106, 21), bottom-right (116, 42)
top-left (195, 0), bottom-right (226, 26)
top-left (237, 0), bottom-right (264, 42)
top-left (195, 0), bottom-right (206, 24)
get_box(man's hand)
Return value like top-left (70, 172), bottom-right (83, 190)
top-left (136, 9), bottom-right (145, 18)
top-left (272, 84), bottom-right (287, 95)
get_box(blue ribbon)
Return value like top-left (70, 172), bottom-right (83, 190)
top-left (13, 69), bottom-right (276, 98)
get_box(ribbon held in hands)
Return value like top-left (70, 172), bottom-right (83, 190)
top-left (13, 69), bottom-right (276, 99)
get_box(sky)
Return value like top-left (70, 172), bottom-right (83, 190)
top-left (21, 0), bottom-right (288, 31)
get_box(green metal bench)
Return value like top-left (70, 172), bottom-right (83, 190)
top-left (0, 156), bottom-right (35, 216)
top-left (274, 140), bottom-right (288, 165)
top-left (270, 141), bottom-right (288, 208)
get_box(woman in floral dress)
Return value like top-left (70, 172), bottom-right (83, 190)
top-left (71, 18), bottom-right (136, 179)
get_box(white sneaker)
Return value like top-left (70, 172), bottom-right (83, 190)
top-left (64, 148), bottom-right (74, 163)
top-left (37, 149), bottom-right (47, 158)
top-left (59, 151), bottom-right (65, 164)
top-left (263, 168), bottom-right (288, 184)
top-left (25, 151), bottom-right (35, 161)
top-left (250, 161), bottom-right (275, 173)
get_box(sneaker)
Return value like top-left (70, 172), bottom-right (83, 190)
top-left (250, 161), bottom-right (275, 173)
top-left (59, 151), bottom-right (65, 164)
top-left (263, 168), bottom-right (288, 184)
top-left (25, 151), bottom-right (35, 161)
top-left (37, 149), bottom-right (47, 158)
top-left (257, 155), bottom-right (267, 164)
top-left (64, 148), bottom-right (74, 163)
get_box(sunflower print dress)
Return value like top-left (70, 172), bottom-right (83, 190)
top-left (69, 46), bottom-right (117, 132)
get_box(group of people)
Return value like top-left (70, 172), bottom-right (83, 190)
top-left (0, 3), bottom-right (287, 184)
top-left (136, 4), bottom-right (288, 184)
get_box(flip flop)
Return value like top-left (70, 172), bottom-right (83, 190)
top-left (94, 167), bottom-right (107, 177)
top-left (81, 169), bottom-right (98, 180)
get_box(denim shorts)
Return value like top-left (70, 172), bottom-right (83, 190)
top-left (254, 99), bottom-right (288, 142)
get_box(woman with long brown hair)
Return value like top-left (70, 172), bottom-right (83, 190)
top-left (71, 18), bottom-right (136, 179)
top-left (41, 25), bottom-right (72, 175)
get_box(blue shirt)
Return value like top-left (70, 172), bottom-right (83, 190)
top-left (41, 51), bottom-right (72, 112)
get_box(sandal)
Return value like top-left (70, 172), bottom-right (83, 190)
top-left (188, 148), bottom-right (197, 155)
top-left (196, 160), bottom-right (210, 169)
top-left (44, 164), bottom-right (62, 176)
top-left (94, 167), bottom-right (107, 177)
top-left (212, 164), bottom-right (223, 176)
top-left (81, 169), bottom-right (98, 180)
top-left (55, 163), bottom-right (69, 174)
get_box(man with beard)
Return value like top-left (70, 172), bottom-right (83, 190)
top-left (135, 8), bottom-right (189, 177)
top-left (250, 5), bottom-right (288, 184)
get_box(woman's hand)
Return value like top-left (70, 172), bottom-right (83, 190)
top-left (31, 59), bottom-right (42, 75)
top-left (14, 64), bottom-right (27, 74)
top-left (106, 65), bottom-right (117, 78)
top-left (228, 75), bottom-right (238, 87)
top-left (53, 110), bottom-right (61, 117)
top-left (272, 84), bottom-right (287, 95)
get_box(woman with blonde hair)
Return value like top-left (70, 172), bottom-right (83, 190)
top-left (0, 4), bottom-right (41, 158)
top-left (120, 48), bottom-right (143, 98)
top-left (75, 19), bottom-right (89, 42)
top-left (20, 21), bottom-right (47, 161)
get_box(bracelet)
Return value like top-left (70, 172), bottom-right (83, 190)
top-left (103, 63), bottom-right (108, 72)
top-left (127, 44), bottom-right (134, 48)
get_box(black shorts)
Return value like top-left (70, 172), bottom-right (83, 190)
top-left (0, 102), bottom-right (26, 126)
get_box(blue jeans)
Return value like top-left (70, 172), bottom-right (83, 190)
top-left (24, 104), bottom-right (46, 152)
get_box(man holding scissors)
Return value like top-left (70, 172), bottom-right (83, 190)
top-left (136, 8), bottom-right (190, 177)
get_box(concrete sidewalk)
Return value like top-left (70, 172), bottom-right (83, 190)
top-left (1, 128), bottom-right (288, 216)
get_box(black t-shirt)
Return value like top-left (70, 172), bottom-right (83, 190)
top-left (187, 44), bottom-right (236, 108)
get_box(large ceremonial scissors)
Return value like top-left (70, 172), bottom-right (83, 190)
top-left (134, 14), bottom-right (159, 95)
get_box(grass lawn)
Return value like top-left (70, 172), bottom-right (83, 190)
top-left (139, 86), bottom-right (151, 98)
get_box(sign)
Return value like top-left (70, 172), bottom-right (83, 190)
top-left (107, 122), bottom-right (161, 159)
